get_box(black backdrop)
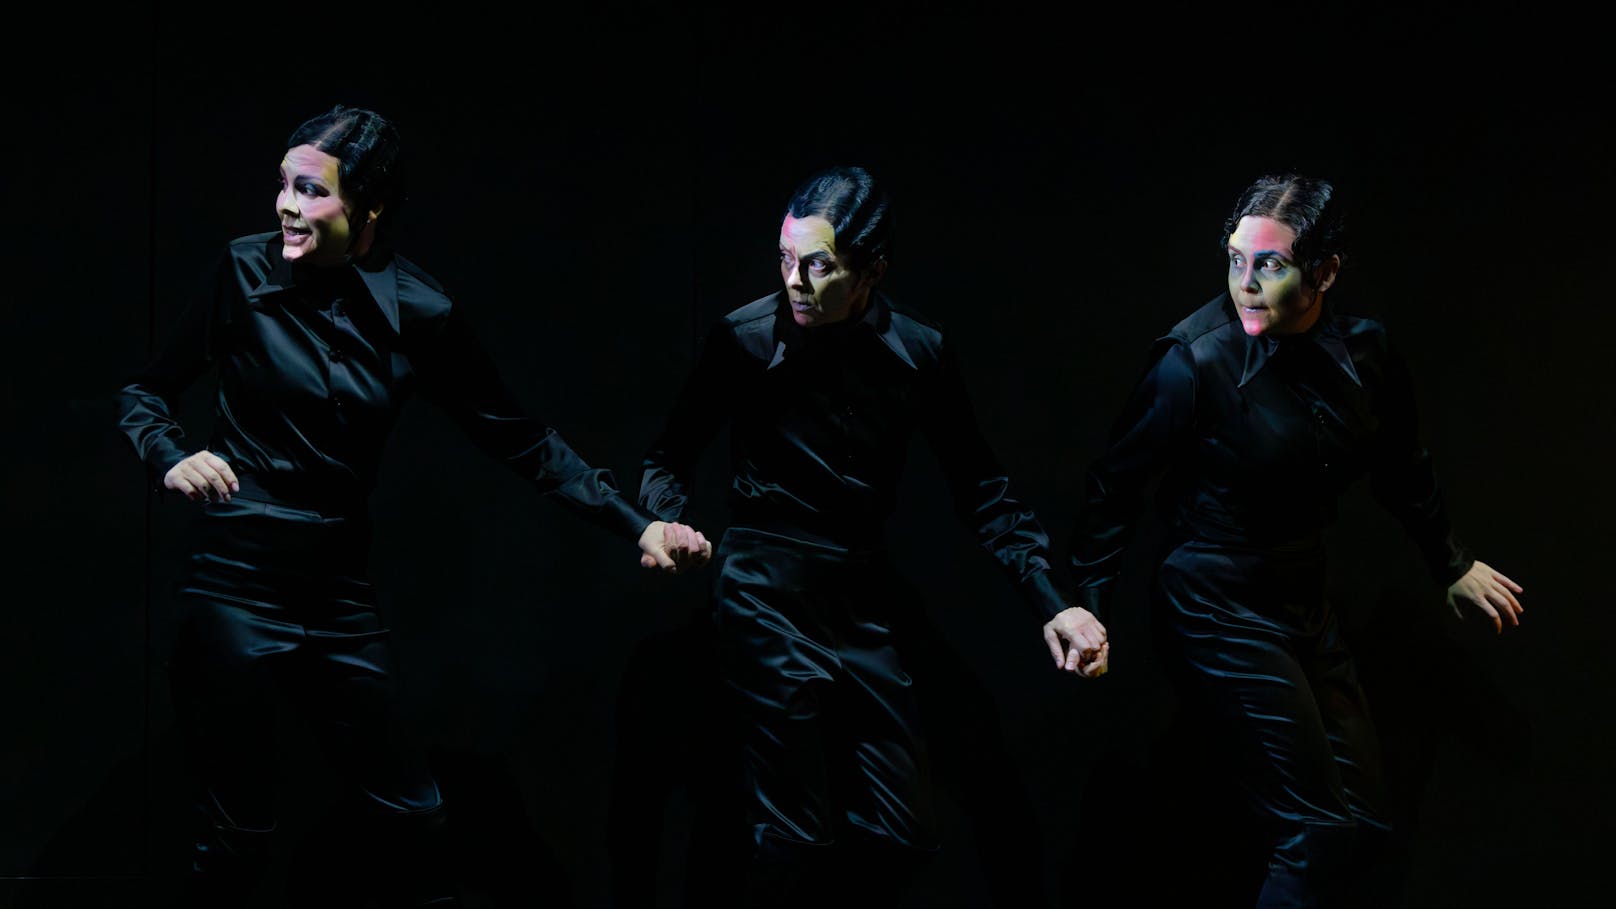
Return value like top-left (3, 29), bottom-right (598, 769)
top-left (4, 6), bottom-right (1611, 907)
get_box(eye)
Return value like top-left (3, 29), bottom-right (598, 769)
top-left (298, 182), bottom-right (323, 197)
top-left (808, 258), bottom-right (831, 275)
top-left (1260, 257), bottom-right (1283, 272)
top-left (1229, 253), bottom-right (1243, 268)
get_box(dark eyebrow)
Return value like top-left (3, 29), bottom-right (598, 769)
top-left (1228, 244), bottom-right (1290, 261)
top-left (278, 162), bottom-right (329, 186)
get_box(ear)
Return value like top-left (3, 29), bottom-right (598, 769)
top-left (366, 203), bottom-right (384, 225)
top-left (861, 259), bottom-right (889, 288)
top-left (1313, 254), bottom-right (1341, 293)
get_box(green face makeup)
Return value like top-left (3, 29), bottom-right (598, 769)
top-left (1226, 216), bottom-right (1320, 337)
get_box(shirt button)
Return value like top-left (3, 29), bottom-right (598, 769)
top-left (329, 348), bottom-right (346, 362)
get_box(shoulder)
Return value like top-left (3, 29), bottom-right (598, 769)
top-left (1330, 309), bottom-right (1391, 348)
top-left (710, 292), bottom-right (782, 361)
top-left (1327, 309), bottom-right (1401, 382)
top-left (718, 292), bottom-right (781, 330)
top-left (1154, 293), bottom-right (1240, 365)
top-left (222, 231), bottom-right (279, 280)
top-left (1162, 294), bottom-right (1238, 347)
top-left (391, 253), bottom-right (453, 310)
top-left (885, 298), bottom-right (945, 360)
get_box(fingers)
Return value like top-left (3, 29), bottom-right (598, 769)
top-left (1471, 595), bottom-right (1503, 634)
top-left (164, 451), bottom-right (238, 503)
top-left (1486, 586), bottom-right (1522, 627)
top-left (205, 453), bottom-right (239, 494)
top-left (1042, 625), bottom-right (1064, 668)
top-left (645, 545), bottom-right (677, 573)
top-left (1491, 569), bottom-right (1525, 597)
top-left (1486, 572), bottom-right (1525, 608)
top-left (1080, 642), bottom-right (1110, 679)
top-left (661, 523), bottom-right (714, 572)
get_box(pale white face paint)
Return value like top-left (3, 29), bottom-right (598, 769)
top-left (276, 144), bottom-right (377, 266)
top-left (778, 214), bottom-right (873, 327)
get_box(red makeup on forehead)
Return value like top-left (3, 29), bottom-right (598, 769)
top-left (781, 213), bottom-right (835, 249)
top-left (1230, 216), bottom-right (1296, 257)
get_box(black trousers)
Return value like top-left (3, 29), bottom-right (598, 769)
top-left (170, 498), bottom-right (452, 907)
top-left (713, 527), bottom-right (941, 907)
top-left (1156, 539), bottom-right (1392, 909)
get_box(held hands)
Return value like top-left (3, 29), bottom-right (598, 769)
top-left (163, 451), bottom-right (239, 503)
top-left (638, 520), bottom-right (713, 575)
top-left (1446, 559), bottom-right (1524, 634)
top-left (1043, 606), bottom-right (1109, 678)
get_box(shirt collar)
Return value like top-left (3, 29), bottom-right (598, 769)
top-left (249, 241), bottom-right (402, 335)
top-left (1234, 297), bottom-right (1362, 388)
top-left (767, 291), bottom-right (916, 371)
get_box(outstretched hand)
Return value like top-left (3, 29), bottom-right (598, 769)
top-left (638, 520), bottom-right (713, 575)
top-left (1447, 559), bottom-right (1524, 634)
top-left (1042, 606), bottom-right (1109, 678)
top-left (163, 450), bottom-right (238, 503)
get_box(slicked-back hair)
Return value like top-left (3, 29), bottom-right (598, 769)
top-left (1222, 173), bottom-right (1346, 286)
top-left (287, 105), bottom-right (405, 249)
top-left (785, 166), bottom-right (894, 274)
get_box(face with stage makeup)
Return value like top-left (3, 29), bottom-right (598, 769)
top-left (778, 214), bottom-right (882, 328)
top-left (1226, 215), bottom-right (1337, 337)
top-left (276, 144), bottom-right (379, 267)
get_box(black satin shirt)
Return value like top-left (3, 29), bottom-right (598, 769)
top-left (1069, 293), bottom-right (1474, 617)
top-left (117, 232), bottom-right (655, 538)
top-left (639, 291), bottom-right (1072, 619)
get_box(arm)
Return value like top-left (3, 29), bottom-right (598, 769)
top-left (410, 307), bottom-right (706, 570)
top-left (114, 251), bottom-right (239, 502)
top-left (1369, 340), bottom-right (1523, 631)
top-left (918, 340), bottom-right (1075, 618)
top-left (1068, 340), bottom-right (1197, 622)
top-left (638, 321), bottom-right (739, 524)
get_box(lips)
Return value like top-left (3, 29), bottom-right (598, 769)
top-left (282, 224), bottom-right (312, 245)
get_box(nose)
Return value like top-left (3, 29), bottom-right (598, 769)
top-left (1238, 262), bottom-right (1259, 294)
top-left (278, 186), bottom-right (298, 220)
top-left (786, 260), bottom-right (808, 292)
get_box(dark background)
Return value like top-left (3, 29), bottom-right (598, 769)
top-left (4, 6), bottom-right (1610, 907)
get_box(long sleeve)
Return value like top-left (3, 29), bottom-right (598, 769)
top-left (114, 253), bottom-right (230, 489)
top-left (1069, 340), bottom-right (1197, 619)
top-left (920, 341), bottom-right (1072, 620)
top-left (638, 321), bottom-right (740, 523)
top-left (1367, 339), bottom-right (1473, 585)
top-left (410, 308), bottom-right (656, 542)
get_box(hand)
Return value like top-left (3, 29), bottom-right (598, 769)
top-left (638, 520), bottom-right (713, 575)
top-left (1446, 559), bottom-right (1524, 634)
top-left (1043, 606), bottom-right (1109, 678)
top-left (163, 451), bottom-right (238, 504)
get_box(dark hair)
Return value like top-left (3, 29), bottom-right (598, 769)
top-left (784, 166), bottom-right (894, 273)
top-left (1221, 173), bottom-right (1345, 285)
top-left (287, 105), bottom-right (404, 247)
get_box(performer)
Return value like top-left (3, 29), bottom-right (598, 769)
top-left (116, 105), bottom-right (709, 907)
top-left (639, 166), bottom-right (1108, 906)
top-left (1066, 173), bottom-right (1524, 907)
